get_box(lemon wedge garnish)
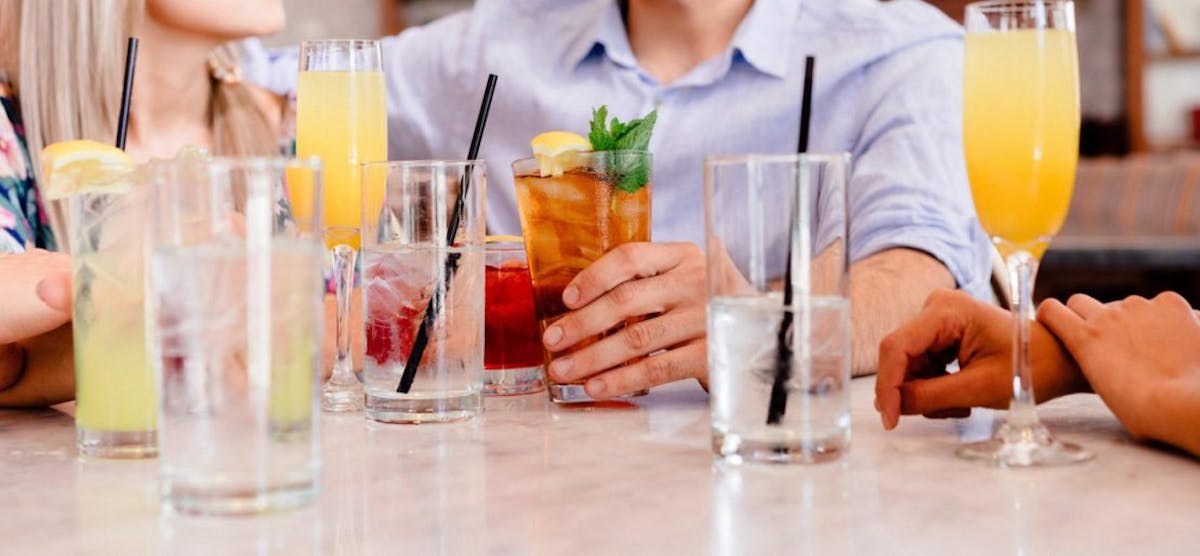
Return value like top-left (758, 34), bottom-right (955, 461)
top-left (531, 131), bottom-right (590, 177)
top-left (40, 140), bottom-right (134, 200)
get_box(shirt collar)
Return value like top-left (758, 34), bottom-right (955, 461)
top-left (729, 0), bottom-right (798, 79)
top-left (565, 0), bottom-right (799, 80)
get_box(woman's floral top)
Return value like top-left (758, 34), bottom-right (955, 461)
top-left (0, 79), bottom-right (55, 252)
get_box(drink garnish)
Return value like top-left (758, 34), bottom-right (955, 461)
top-left (588, 105), bottom-right (656, 193)
top-left (530, 131), bottom-right (591, 177)
top-left (40, 140), bottom-right (134, 199)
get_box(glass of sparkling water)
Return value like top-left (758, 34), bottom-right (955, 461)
top-left (704, 153), bottom-right (852, 464)
top-left (148, 158), bottom-right (325, 514)
top-left (359, 161), bottom-right (485, 423)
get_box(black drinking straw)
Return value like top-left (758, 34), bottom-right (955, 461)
top-left (114, 37), bottom-right (139, 149)
top-left (767, 56), bottom-right (815, 425)
top-left (396, 73), bottom-right (498, 393)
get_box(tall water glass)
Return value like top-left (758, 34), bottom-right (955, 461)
top-left (960, 0), bottom-right (1091, 466)
top-left (705, 153), bottom-right (851, 464)
top-left (297, 39), bottom-right (388, 412)
top-left (69, 166), bottom-right (155, 458)
top-left (149, 158), bottom-right (325, 515)
top-left (360, 161), bottom-right (485, 423)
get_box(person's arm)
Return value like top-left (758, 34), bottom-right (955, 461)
top-left (849, 248), bottom-right (954, 375)
top-left (1039, 293), bottom-right (1200, 458)
top-left (845, 33), bottom-right (993, 373)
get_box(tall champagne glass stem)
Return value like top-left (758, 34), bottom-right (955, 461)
top-left (1006, 250), bottom-right (1039, 429)
top-left (322, 239), bottom-right (362, 411)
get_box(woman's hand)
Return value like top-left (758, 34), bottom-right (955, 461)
top-left (876, 290), bottom-right (1089, 430)
top-left (0, 250), bottom-right (75, 407)
top-left (1039, 293), bottom-right (1200, 457)
top-left (541, 242), bottom-right (708, 399)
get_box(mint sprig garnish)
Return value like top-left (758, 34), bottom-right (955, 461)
top-left (588, 106), bottom-right (656, 193)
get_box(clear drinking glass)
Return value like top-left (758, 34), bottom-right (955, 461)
top-left (360, 161), bottom-right (485, 423)
top-left (960, 0), bottom-right (1092, 466)
top-left (149, 158), bottom-right (325, 514)
top-left (483, 237), bottom-right (545, 395)
top-left (296, 39), bottom-right (388, 413)
top-left (511, 151), bottom-right (652, 403)
top-left (69, 164), bottom-right (156, 458)
top-left (705, 153), bottom-right (852, 464)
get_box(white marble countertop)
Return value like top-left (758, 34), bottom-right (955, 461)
top-left (1, 378), bottom-right (1197, 555)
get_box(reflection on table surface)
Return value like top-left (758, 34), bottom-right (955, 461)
top-left (1, 379), bottom-right (1196, 555)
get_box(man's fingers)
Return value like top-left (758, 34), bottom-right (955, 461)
top-left (1037, 299), bottom-right (1089, 352)
top-left (898, 368), bottom-right (1006, 416)
top-left (543, 270), bottom-right (693, 353)
top-left (564, 243), bottom-right (695, 309)
top-left (925, 408), bottom-right (971, 419)
top-left (548, 306), bottom-right (704, 384)
top-left (583, 341), bottom-right (705, 399)
top-left (875, 293), bottom-right (970, 429)
top-left (1065, 294), bottom-right (1105, 320)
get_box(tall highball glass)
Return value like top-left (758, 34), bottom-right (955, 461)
top-left (149, 158), bottom-right (325, 514)
top-left (959, 0), bottom-right (1092, 466)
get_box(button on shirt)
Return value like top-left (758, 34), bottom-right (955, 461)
top-left (251, 0), bottom-right (992, 299)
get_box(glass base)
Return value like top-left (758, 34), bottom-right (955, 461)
top-left (77, 428), bottom-right (157, 459)
top-left (712, 428), bottom-right (848, 465)
top-left (547, 383), bottom-right (649, 404)
top-left (163, 472), bottom-right (318, 516)
top-left (483, 366), bottom-right (544, 396)
top-left (956, 421), bottom-right (1094, 467)
top-left (365, 390), bottom-right (481, 423)
top-left (322, 380), bottom-right (363, 413)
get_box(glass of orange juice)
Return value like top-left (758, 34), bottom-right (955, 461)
top-left (960, 0), bottom-right (1091, 466)
top-left (296, 39), bottom-right (387, 412)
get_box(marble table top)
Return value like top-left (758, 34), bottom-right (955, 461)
top-left (1, 378), bottom-right (1197, 555)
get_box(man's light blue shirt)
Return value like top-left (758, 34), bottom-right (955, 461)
top-left (248, 0), bottom-right (992, 299)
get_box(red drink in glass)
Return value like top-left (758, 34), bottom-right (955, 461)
top-left (483, 239), bottom-right (545, 395)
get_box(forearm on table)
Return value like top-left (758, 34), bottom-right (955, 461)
top-left (848, 248), bottom-right (955, 376)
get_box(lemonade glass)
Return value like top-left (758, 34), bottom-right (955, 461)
top-left (69, 162), bottom-right (155, 458)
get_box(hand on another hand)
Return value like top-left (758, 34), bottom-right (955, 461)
top-left (875, 290), bottom-right (1089, 430)
top-left (0, 250), bottom-right (75, 407)
top-left (1039, 293), bottom-right (1200, 456)
top-left (542, 242), bottom-right (708, 399)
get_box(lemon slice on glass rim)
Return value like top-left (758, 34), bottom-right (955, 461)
top-left (530, 131), bottom-right (590, 177)
top-left (40, 140), bottom-right (135, 200)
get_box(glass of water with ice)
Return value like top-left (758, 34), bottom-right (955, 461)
top-left (149, 157), bottom-right (325, 514)
top-left (359, 161), bottom-right (485, 423)
top-left (704, 153), bottom-right (852, 464)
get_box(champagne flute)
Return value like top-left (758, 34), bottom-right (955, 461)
top-left (297, 40), bottom-right (388, 412)
top-left (959, 0), bottom-right (1092, 466)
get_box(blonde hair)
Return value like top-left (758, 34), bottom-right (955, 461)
top-left (0, 0), bottom-right (280, 247)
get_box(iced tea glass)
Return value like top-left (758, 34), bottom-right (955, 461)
top-left (149, 158), bottom-right (325, 515)
top-left (69, 164), bottom-right (156, 459)
top-left (484, 237), bottom-right (544, 395)
top-left (360, 161), bottom-right (485, 423)
top-left (511, 151), bottom-right (652, 404)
